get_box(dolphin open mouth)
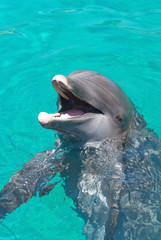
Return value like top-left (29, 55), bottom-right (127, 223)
top-left (52, 79), bottom-right (103, 119)
top-left (38, 75), bottom-right (103, 126)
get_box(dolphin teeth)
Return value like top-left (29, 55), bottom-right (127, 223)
top-left (53, 113), bottom-right (61, 118)
top-left (53, 112), bottom-right (72, 119)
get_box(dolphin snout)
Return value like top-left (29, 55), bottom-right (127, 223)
top-left (52, 75), bottom-right (69, 86)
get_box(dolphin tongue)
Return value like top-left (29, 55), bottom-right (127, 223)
top-left (64, 109), bottom-right (85, 116)
top-left (58, 109), bottom-right (85, 119)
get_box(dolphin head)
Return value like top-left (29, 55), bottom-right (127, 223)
top-left (38, 70), bottom-right (134, 143)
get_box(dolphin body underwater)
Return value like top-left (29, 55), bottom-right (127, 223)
top-left (0, 70), bottom-right (161, 239)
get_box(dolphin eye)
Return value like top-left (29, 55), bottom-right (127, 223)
top-left (115, 115), bottom-right (123, 124)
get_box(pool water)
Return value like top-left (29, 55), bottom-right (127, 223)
top-left (0, 0), bottom-right (161, 239)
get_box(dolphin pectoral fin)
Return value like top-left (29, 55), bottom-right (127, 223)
top-left (104, 178), bottom-right (123, 240)
top-left (105, 202), bottom-right (120, 240)
top-left (0, 150), bottom-right (65, 219)
top-left (39, 180), bottom-right (62, 197)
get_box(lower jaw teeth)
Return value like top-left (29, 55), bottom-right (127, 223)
top-left (54, 113), bottom-right (61, 118)
top-left (54, 109), bottom-right (86, 119)
top-left (54, 112), bottom-right (71, 119)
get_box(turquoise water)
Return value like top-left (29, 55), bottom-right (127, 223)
top-left (0, 0), bottom-right (161, 239)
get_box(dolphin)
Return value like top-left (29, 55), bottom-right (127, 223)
top-left (0, 70), bottom-right (161, 240)
top-left (38, 70), bottom-right (134, 143)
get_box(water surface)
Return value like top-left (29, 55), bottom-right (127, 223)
top-left (0, 0), bottom-right (161, 239)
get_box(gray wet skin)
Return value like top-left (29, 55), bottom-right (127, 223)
top-left (38, 70), bottom-right (134, 143)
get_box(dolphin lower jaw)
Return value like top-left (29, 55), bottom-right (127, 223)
top-left (39, 112), bottom-right (123, 143)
